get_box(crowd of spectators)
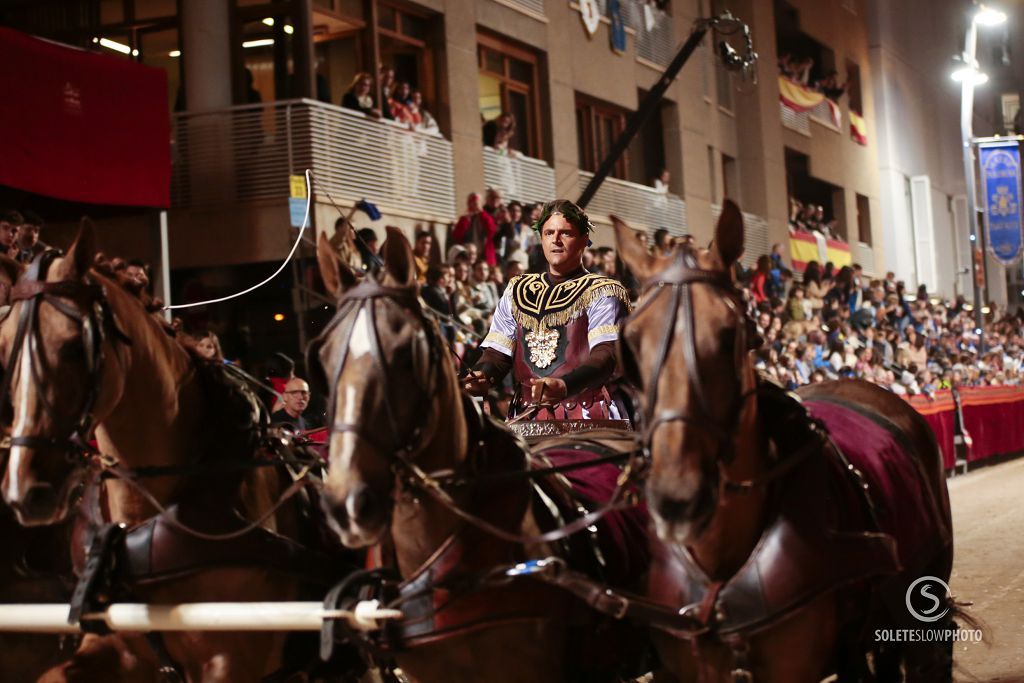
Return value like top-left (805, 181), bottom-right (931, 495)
top-left (734, 249), bottom-right (1024, 396)
top-left (341, 64), bottom-right (439, 135)
top-left (788, 197), bottom-right (845, 241)
top-left (778, 53), bottom-right (847, 102)
top-left (0, 210), bottom-right (50, 264)
top-left (316, 191), bottom-right (1024, 416)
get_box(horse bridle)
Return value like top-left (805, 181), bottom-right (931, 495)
top-left (0, 250), bottom-right (130, 460)
top-left (308, 279), bottom-right (443, 477)
top-left (621, 249), bottom-right (756, 465)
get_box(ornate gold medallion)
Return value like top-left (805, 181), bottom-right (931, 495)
top-left (524, 326), bottom-right (559, 368)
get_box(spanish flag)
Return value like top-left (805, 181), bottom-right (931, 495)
top-left (850, 111), bottom-right (867, 145)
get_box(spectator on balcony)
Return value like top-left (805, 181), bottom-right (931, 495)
top-left (483, 112), bottom-right (517, 154)
top-left (413, 230), bottom-right (433, 284)
top-left (453, 192), bottom-right (498, 266)
top-left (379, 65), bottom-right (397, 119)
top-left (389, 81), bottom-right (414, 123)
top-left (778, 52), bottom-right (795, 78)
top-left (793, 56), bottom-right (814, 85)
top-left (653, 168), bottom-right (671, 193)
top-left (815, 70), bottom-right (846, 102)
top-left (410, 91), bottom-right (440, 135)
top-left (342, 72), bottom-right (382, 118)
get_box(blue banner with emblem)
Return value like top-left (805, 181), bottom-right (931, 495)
top-left (979, 140), bottom-right (1024, 266)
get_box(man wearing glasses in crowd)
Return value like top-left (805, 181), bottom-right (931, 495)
top-left (270, 377), bottom-right (322, 432)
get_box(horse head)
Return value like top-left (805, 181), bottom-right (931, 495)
top-left (614, 201), bottom-right (757, 545)
top-left (0, 219), bottom-right (124, 525)
top-left (311, 229), bottom-right (449, 547)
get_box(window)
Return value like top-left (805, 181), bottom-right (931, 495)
top-left (856, 193), bottom-right (871, 245)
top-left (846, 60), bottom-right (862, 114)
top-left (1002, 93), bottom-right (1021, 134)
top-left (378, 2), bottom-right (437, 111)
top-left (478, 34), bottom-right (543, 159)
top-left (722, 153), bottom-right (739, 202)
top-left (711, 0), bottom-right (734, 110)
top-left (707, 146), bottom-right (718, 203)
top-left (576, 95), bottom-right (628, 179)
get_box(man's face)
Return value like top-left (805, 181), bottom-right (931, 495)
top-left (464, 243), bottom-right (479, 264)
top-left (18, 224), bottom-right (39, 249)
top-left (509, 205), bottom-right (522, 222)
top-left (473, 261), bottom-right (489, 281)
top-left (0, 221), bottom-right (17, 249)
top-left (540, 214), bottom-right (586, 273)
top-left (125, 265), bottom-right (148, 288)
top-left (467, 193), bottom-right (481, 212)
top-left (282, 379), bottom-right (311, 416)
top-left (414, 235), bottom-right (431, 257)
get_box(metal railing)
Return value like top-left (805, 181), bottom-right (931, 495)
top-left (483, 147), bottom-right (556, 204)
top-left (711, 204), bottom-right (771, 269)
top-left (780, 101), bottom-right (810, 136)
top-left (499, 0), bottom-right (544, 15)
top-left (809, 100), bottom-right (840, 130)
top-left (171, 99), bottom-right (456, 221)
top-left (594, 0), bottom-right (675, 67)
top-left (579, 171), bottom-right (688, 234)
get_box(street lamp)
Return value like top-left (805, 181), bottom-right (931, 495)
top-left (957, 3), bottom-right (1006, 336)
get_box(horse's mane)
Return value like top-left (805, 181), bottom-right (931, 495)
top-left (87, 261), bottom-right (265, 474)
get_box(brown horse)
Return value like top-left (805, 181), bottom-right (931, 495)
top-left (612, 203), bottom-right (955, 682)
top-left (0, 223), bottom-right (312, 682)
top-left (310, 229), bottom-right (650, 683)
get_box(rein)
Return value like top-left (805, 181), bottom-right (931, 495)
top-left (312, 278), bottom-right (646, 547)
top-left (623, 249), bottom-right (758, 473)
top-left (0, 250), bottom-right (131, 462)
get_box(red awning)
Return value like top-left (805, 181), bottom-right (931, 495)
top-left (0, 28), bottom-right (170, 208)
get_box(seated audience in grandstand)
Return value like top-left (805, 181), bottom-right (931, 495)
top-left (270, 377), bottom-right (321, 432)
top-left (412, 230), bottom-right (432, 284)
top-left (194, 331), bottom-right (223, 362)
top-left (341, 72), bottom-right (382, 118)
top-left (15, 210), bottom-right (47, 264)
top-left (452, 192), bottom-right (498, 266)
top-left (0, 210), bottom-right (20, 256)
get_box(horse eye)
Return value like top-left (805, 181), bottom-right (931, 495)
top-left (59, 342), bottom-right (85, 362)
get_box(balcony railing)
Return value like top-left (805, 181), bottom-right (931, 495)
top-left (483, 147), bottom-right (556, 204)
top-left (711, 203), bottom-right (771, 269)
top-left (579, 171), bottom-right (688, 234)
top-left (854, 241), bottom-right (875, 273)
top-left (809, 99), bottom-right (840, 130)
top-left (780, 101), bottom-right (810, 135)
top-left (499, 0), bottom-right (544, 16)
top-left (594, 0), bottom-right (675, 67)
top-left (171, 99), bottom-right (456, 221)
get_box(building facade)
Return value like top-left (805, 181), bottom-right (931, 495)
top-left (9, 0), bottom-right (1013, 357)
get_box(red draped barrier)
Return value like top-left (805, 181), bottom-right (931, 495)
top-left (904, 387), bottom-right (1024, 469)
top-left (0, 27), bottom-right (170, 207)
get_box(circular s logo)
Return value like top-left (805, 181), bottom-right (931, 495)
top-left (906, 576), bottom-right (951, 623)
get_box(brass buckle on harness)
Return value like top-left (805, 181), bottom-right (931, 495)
top-left (603, 589), bottom-right (630, 620)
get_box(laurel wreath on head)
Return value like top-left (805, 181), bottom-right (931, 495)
top-left (531, 200), bottom-right (595, 235)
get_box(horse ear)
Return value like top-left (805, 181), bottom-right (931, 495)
top-left (381, 226), bottom-right (416, 289)
top-left (60, 217), bottom-right (97, 279)
top-left (712, 199), bottom-right (744, 269)
top-left (317, 231), bottom-right (357, 300)
top-left (611, 214), bottom-right (655, 282)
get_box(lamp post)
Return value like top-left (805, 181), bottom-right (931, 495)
top-left (955, 4), bottom-right (1006, 336)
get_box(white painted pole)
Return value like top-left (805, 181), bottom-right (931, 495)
top-left (159, 209), bottom-right (172, 322)
top-left (0, 601), bottom-right (402, 633)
